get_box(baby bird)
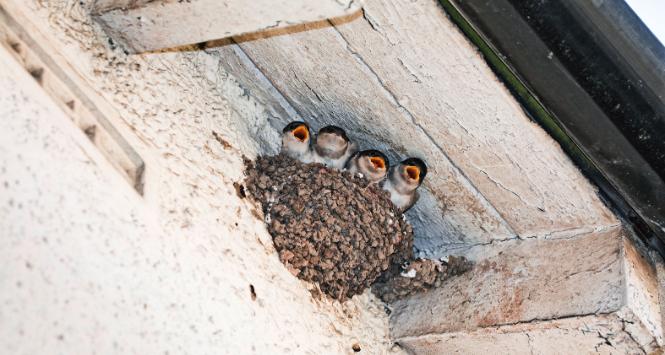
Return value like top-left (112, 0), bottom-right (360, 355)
top-left (382, 158), bottom-right (428, 212)
top-left (346, 150), bottom-right (390, 183)
top-left (281, 121), bottom-right (312, 163)
top-left (311, 125), bottom-right (358, 170)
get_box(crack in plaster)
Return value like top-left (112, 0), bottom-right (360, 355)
top-left (397, 310), bottom-right (620, 343)
top-left (396, 57), bottom-right (421, 84)
top-left (224, 43), bottom-right (301, 120)
top-left (525, 332), bottom-right (536, 355)
top-left (438, 224), bottom-right (622, 256)
top-left (489, 310), bottom-right (617, 329)
top-left (361, 9), bottom-right (380, 33)
top-left (345, 0), bottom-right (356, 12)
top-left (595, 331), bottom-right (613, 352)
top-left (358, 9), bottom-right (398, 46)
top-left (293, 69), bottom-right (324, 103)
top-left (414, 223), bottom-right (622, 260)
top-left (478, 168), bottom-right (545, 212)
top-left (566, 257), bottom-right (619, 279)
top-left (264, 20), bottom-right (284, 30)
top-left (621, 318), bottom-right (648, 355)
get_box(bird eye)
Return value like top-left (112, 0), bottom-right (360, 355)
top-left (369, 157), bottom-right (386, 170)
top-left (405, 166), bottom-right (420, 181)
top-left (292, 125), bottom-right (309, 142)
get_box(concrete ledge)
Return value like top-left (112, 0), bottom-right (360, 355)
top-left (93, 0), bottom-right (363, 52)
top-left (390, 227), bottom-right (663, 353)
top-left (398, 311), bottom-right (659, 354)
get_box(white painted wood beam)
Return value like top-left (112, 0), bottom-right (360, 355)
top-left (93, 0), bottom-right (363, 53)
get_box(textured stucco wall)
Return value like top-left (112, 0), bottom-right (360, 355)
top-left (0, 1), bottom-right (400, 353)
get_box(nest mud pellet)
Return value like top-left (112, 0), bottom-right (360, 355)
top-left (371, 256), bottom-right (473, 303)
top-left (244, 155), bottom-right (414, 301)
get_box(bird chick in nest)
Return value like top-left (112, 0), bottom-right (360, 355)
top-left (382, 157), bottom-right (427, 212)
top-left (281, 121), bottom-right (313, 163)
top-left (346, 149), bottom-right (390, 184)
top-left (310, 125), bottom-right (358, 170)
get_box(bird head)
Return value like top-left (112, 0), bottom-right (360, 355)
top-left (314, 125), bottom-right (349, 159)
top-left (356, 150), bottom-right (390, 183)
top-left (281, 121), bottom-right (311, 157)
top-left (396, 157), bottom-right (427, 190)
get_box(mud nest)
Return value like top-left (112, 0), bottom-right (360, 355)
top-left (371, 256), bottom-right (473, 303)
top-left (244, 154), bottom-right (414, 301)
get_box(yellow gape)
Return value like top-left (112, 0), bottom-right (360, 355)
top-left (369, 157), bottom-right (386, 170)
top-left (405, 165), bottom-right (420, 182)
top-left (293, 125), bottom-right (309, 142)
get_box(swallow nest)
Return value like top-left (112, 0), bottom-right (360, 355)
top-left (244, 154), bottom-right (414, 301)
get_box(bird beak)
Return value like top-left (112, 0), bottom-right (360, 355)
top-left (369, 157), bottom-right (386, 170)
top-left (292, 125), bottom-right (309, 142)
top-left (405, 165), bottom-right (420, 182)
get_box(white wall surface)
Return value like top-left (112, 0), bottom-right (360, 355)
top-left (0, 26), bottom-right (396, 355)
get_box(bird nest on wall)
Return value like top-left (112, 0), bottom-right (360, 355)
top-left (241, 121), bottom-right (472, 302)
top-left (244, 154), bottom-right (414, 301)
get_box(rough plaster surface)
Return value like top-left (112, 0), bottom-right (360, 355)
top-left (0, 2), bottom-right (402, 353)
top-left (96, 0), bottom-right (363, 52)
top-left (214, 0), bottom-right (618, 255)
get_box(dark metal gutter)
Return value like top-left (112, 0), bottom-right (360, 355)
top-left (438, 0), bottom-right (665, 256)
